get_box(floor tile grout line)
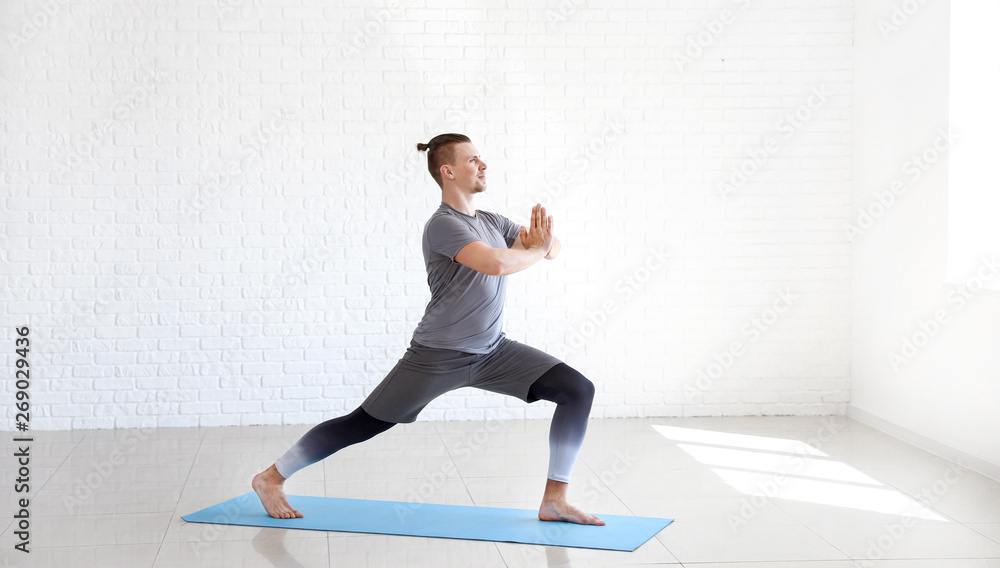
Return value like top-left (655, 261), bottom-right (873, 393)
top-left (150, 425), bottom-right (209, 568)
top-left (22, 427), bottom-right (90, 513)
top-left (436, 419), bottom-right (481, 508)
top-left (781, 497), bottom-right (868, 566)
top-left (964, 522), bottom-right (1000, 548)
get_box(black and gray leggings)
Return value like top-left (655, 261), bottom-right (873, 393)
top-left (274, 363), bottom-right (595, 484)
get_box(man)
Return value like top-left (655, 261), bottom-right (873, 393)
top-left (252, 133), bottom-right (604, 526)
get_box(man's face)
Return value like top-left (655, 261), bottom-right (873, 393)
top-left (446, 143), bottom-right (487, 193)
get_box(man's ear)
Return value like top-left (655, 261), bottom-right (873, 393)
top-left (440, 164), bottom-right (453, 180)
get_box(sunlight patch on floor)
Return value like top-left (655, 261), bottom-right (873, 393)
top-left (653, 425), bottom-right (947, 522)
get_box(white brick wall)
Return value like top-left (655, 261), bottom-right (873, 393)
top-left (1, 0), bottom-right (853, 430)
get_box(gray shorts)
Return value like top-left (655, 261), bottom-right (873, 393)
top-left (360, 334), bottom-right (562, 423)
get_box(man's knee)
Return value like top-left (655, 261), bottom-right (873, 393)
top-left (553, 364), bottom-right (595, 403)
top-left (572, 373), bottom-right (596, 404)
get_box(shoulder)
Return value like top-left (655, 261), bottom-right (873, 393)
top-left (424, 206), bottom-right (471, 238)
top-left (475, 210), bottom-right (506, 227)
top-left (425, 204), bottom-right (457, 227)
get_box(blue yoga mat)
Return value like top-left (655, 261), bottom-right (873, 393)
top-left (182, 492), bottom-right (672, 552)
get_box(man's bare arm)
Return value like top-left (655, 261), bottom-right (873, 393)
top-left (454, 240), bottom-right (546, 276)
top-left (455, 204), bottom-right (555, 276)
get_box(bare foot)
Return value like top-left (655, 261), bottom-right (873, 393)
top-left (538, 478), bottom-right (605, 526)
top-left (252, 464), bottom-right (304, 519)
top-left (539, 499), bottom-right (605, 526)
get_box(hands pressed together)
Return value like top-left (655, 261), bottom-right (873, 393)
top-left (519, 204), bottom-right (555, 256)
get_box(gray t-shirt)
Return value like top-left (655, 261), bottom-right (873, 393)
top-left (411, 202), bottom-right (521, 354)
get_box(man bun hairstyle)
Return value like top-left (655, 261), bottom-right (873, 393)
top-left (416, 133), bottom-right (471, 188)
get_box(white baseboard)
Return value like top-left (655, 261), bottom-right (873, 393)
top-left (847, 404), bottom-right (1000, 483)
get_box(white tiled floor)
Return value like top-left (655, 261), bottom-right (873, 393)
top-left (2, 415), bottom-right (999, 567)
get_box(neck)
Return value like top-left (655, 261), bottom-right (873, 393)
top-left (441, 187), bottom-right (475, 216)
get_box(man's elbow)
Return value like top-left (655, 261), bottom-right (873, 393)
top-left (471, 250), bottom-right (505, 276)
top-left (469, 248), bottom-right (534, 276)
top-left (545, 238), bottom-right (561, 260)
top-left (489, 257), bottom-right (510, 276)
top-left (492, 249), bottom-right (528, 276)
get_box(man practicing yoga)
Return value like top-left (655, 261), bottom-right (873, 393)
top-left (252, 133), bottom-right (604, 526)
